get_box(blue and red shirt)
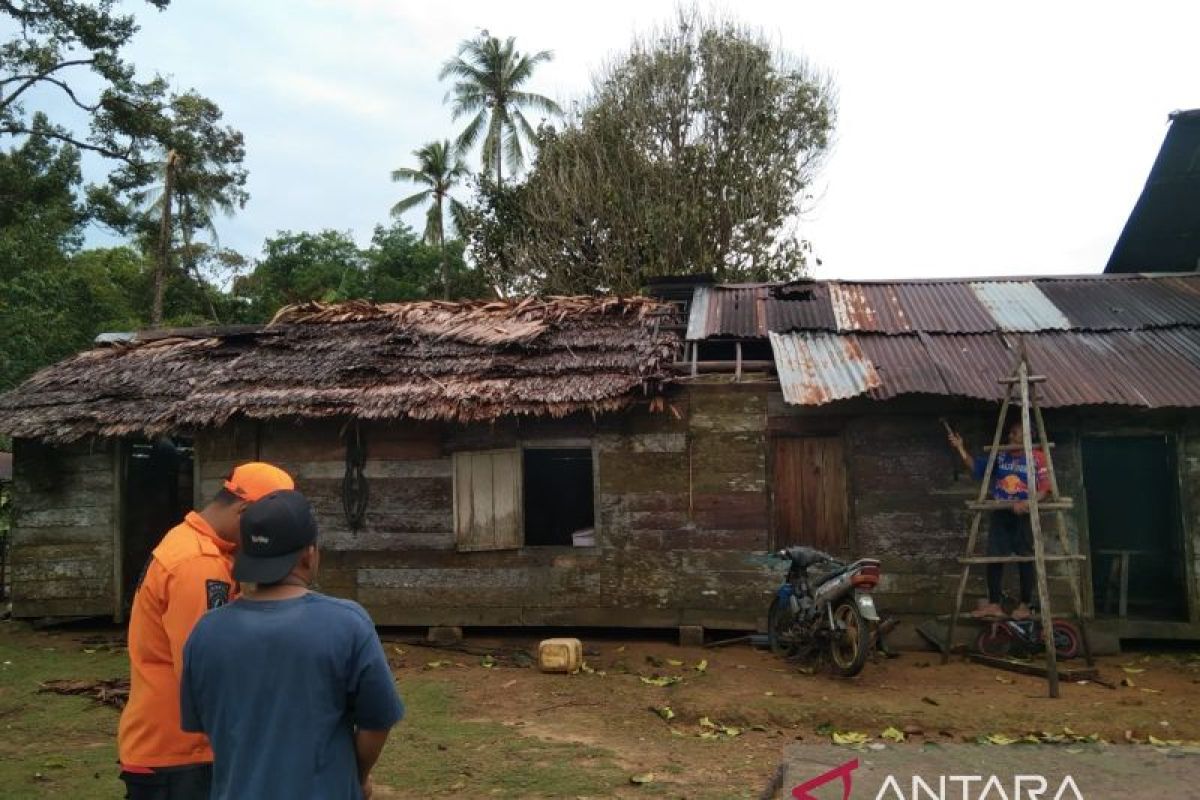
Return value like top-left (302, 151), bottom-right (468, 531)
top-left (974, 450), bottom-right (1050, 501)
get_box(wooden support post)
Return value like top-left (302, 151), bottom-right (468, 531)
top-left (1018, 353), bottom-right (1060, 698)
top-left (944, 382), bottom-right (1015, 664)
top-left (1031, 393), bottom-right (1094, 666)
top-left (690, 341), bottom-right (698, 377)
top-left (735, 341), bottom-right (743, 382)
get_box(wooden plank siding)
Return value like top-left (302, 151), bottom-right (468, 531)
top-left (9, 383), bottom-right (1198, 640)
top-left (9, 438), bottom-right (116, 618)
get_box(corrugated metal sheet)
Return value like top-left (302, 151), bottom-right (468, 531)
top-left (688, 283), bottom-right (835, 339)
top-left (685, 286), bottom-right (712, 341)
top-left (1037, 275), bottom-right (1200, 329)
top-left (891, 283), bottom-right (998, 333)
top-left (768, 331), bottom-right (881, 405)
top-left (771, 328), bottom-right (1200, 409)
top-left (830, 283), bottom-right (911, 332)
top-left (968, 282), bottom-right (1071, 332)
top-left (689, 274), bottom-right (1198, 340)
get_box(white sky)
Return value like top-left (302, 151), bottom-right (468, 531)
top-left (59, 1), bottom-right (1200, 279)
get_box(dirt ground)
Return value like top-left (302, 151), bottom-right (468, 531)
top-left (380, 632), bottom-right (1200, 797)
top-left (3, 620), bottom-right (1200, 799)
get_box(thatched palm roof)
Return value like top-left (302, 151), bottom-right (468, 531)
top-left (0, 296), bottom-right (680, 443)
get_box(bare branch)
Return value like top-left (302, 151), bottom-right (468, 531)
top-left (0, 123), bottom-right (140, 164)
top-left (0, 58), bottom-right (98, 111)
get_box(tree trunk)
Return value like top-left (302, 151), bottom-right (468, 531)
top-left (438, 194), bottom-right (449, 300)
top-left (152, 150), bottom-right (178, 327)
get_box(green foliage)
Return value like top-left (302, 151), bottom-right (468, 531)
top-left (234, 224), bottom-right (491, 322)
top-left (0, 247), bottom-right (145, 391)
top-left (233, 230), bottom-right (367, 321)
top-left (0, 0), bottom-right (174, 180)
top-left (463, 10), bottom-right (836, 294)
top-left (440, 33), bottom-right (561, 183)
top-left (367, 223), bottom-right (488, 302)
top-left (0, 116), bottom-right (87, 280)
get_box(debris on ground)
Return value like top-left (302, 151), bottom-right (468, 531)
top-left (38, 677), bottom-right (129, 709)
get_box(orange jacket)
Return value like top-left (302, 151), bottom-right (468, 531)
top-left (118, 512), bottom-right (237, 767)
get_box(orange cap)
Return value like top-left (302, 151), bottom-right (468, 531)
top-left (223, 462), bottom-right (294, 502)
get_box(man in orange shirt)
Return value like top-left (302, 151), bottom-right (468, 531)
top-left (118, 462), bottom-right (294, 799)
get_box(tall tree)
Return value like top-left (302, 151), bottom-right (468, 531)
top-left (463, 10), bottom-right (836, 294)
top-left (121, 91), bottom-right (248, 325)
top-left (439, 33), bottom-right (561, 184)
top-left (1, 0), bottom-right (173, 177)
top-left (390, 140), bottom-right (467, 300)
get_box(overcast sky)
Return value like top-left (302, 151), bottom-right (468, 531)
top-left (55, 1), bottom-right (1200, 279)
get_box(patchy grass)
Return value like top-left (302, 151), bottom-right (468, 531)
top-left (0, 621), bottom-right (628, 799)
top-left (0, 621), bottom-right (127, 799)
top-left (373, 679), bottom-right (626, 798)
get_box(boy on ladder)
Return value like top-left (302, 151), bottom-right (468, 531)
top-left (947, 418), bottom-right (1050, 621)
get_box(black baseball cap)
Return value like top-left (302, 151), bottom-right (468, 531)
top-left (233, 490), bottom-right (319, 584)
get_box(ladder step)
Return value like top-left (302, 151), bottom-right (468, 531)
top-left (959, 555), bottom-right (1087, 564)
top-left (967, 500), bottom-right (1073, 511)
top-left (984, 443), bottom-right (1055, 451)
top-left (998, 375), bottom-right (1047, 383)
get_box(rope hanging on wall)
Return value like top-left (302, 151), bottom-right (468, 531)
top-left (342, 423), bottom-right (369, 532)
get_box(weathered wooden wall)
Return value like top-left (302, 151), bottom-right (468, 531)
top-left (8, 384), bottom-right (1198, 637)
top-left (9, 438), bottom-right (115, 618)
top-left (188, 384), bottom-right (781, 630)
top-left (835, 407), bottom-right (1086, 617)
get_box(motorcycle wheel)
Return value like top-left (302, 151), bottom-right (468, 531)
top-left (768, 598), bottom-right (796, 656)
top-left (1051, 620), bottom-right (1082, 660)
top-left (976, 624), bottom-right (1014, 657)
top-left (828, 601), bottom-right (869, 677)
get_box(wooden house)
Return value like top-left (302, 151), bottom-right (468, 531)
top-left (3, 276), bottom-right (1200, 644)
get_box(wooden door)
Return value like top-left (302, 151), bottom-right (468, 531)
top-left (771, 436), bottom-right (848, 553)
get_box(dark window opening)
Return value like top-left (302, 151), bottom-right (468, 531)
top-left (122, 437), bottom-right (194, 612)
top-left (523, 448), bottom-right (594, 547)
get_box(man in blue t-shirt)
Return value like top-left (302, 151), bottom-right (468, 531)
top-left (181, 490), bottom-right (404, 800)
top-left (948, 419), bottom-right (1050, 621)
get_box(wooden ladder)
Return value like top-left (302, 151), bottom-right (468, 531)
top-left (942, 344), bottom-right (1095, 697)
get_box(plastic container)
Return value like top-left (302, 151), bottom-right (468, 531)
top-left (538, 637), bottom-right (584, 673)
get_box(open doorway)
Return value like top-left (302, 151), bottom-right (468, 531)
top-left (522, 448), bottom-right (594, 547)
top-left (1082, 435), bottom-right (1188, 621)
top-left (122, 437), bottom-right (194, 613)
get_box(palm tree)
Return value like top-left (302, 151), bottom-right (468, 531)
top-left (440, 33), bottom-right (562, 185)
top-left (391, 140), bottom-right (468, 300)
top-left (133, 150), bottom-right (237, 324)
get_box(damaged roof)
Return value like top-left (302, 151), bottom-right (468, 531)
top-left (0, 296), bottom-right (680, 443)
top-left (690, 274), bottom-right (1200, 409)
top-left (688, 274), bottom-right (1200, 338)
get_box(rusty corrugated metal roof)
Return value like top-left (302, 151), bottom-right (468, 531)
top-left (768, 332), bottom-right (882, 405)
top-left (688, 274), bottom-right (1200, 340)
top-left (769, 328), bottom-right (1200, 409)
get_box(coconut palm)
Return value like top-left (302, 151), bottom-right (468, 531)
top-left (132, 150), bottom-right (238, 324)
top-left (391, 140), bottom-right (469, 299)
top-left (440, 32), bottom-right (562, 184)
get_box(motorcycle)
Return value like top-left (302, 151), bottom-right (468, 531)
top-left (767, 546), bottom-right (882, 677)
